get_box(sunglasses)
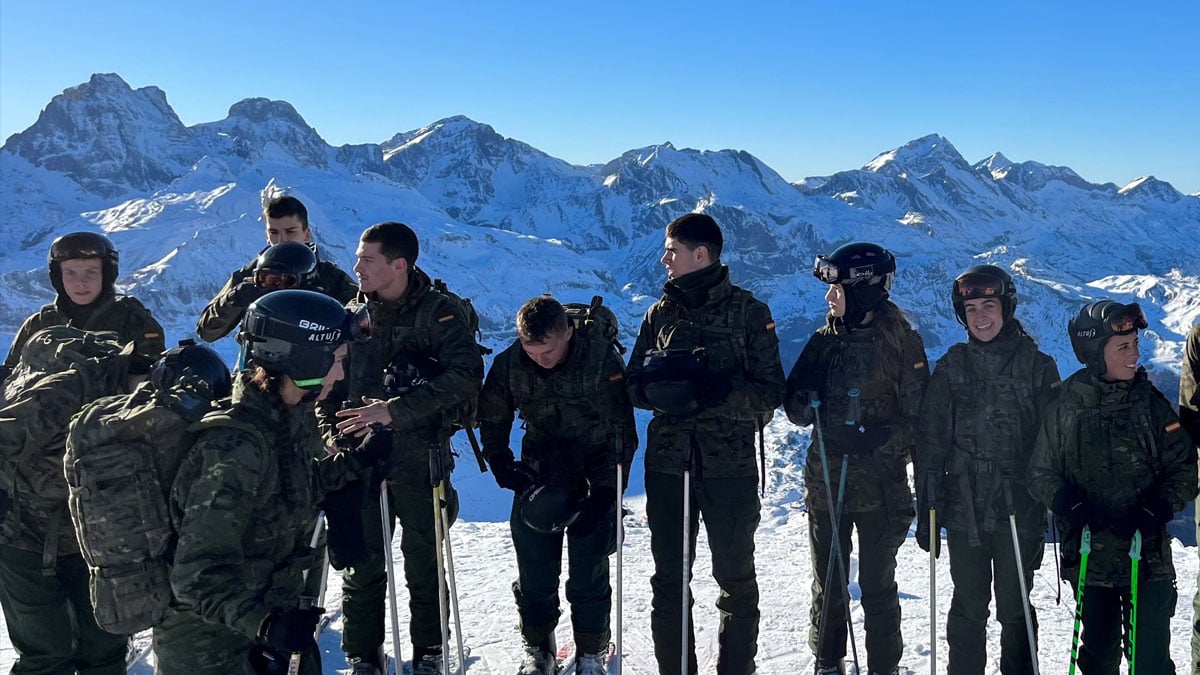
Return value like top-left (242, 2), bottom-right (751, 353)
top-left (953, 272), bottom-right (1004, 300)
top-left (813, 256), bottom-right (840, 283)
top-left (1104, 303), bottom-right (1148, 335)
top-left (345, 302), bottom-right (372, 343)
top-left (254, 269), bottom-right (303, 290)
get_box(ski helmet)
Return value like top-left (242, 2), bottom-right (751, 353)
top-left (150, 339), bottom-right (233, 400)
top-left (637, 348), bottom-right (708, 417)
top-left (1067, 300), bottom-right (1147, 377)
top-left (382, 352), bottom-right (440, 397)
top-left (813, 242), bottom-right (896, 327)
top-left (518, 474), bottom-right (590, 534)
top-left (238, 291), bottom-right (371, 391)
top-left (253, 241), bottom-right (319, 290)
top-left (48, 232), bottom-right (120, 296)
top-left (951, 264), bottom-right (1018, 326)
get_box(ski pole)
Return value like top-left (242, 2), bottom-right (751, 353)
top-left (1068, 526), bottom-right (1092, 675)
top-left (681, 443), bottom-right (693, 675)
top-left (1002, 481), bottom-right (1039, 675)
top-left (929, 504), bottom-right (937, 675)
top-left (286, 513), bottom-right (328, 675)
top-left (429, 439), bottom-right (456, 675)
top-left (1128, 529), bottom-right (1142, 675)
top-left (615, 460), bottom-right (624, 672)
top-left (381, 480), bottom-right (403, 673)
top-left (438, 481), bottom-right (466, 675)
top-left (810, 398), bottom-right (860, 675)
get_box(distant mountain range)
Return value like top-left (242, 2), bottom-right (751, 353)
top-left (2, 73), bottom-right (1197, 400)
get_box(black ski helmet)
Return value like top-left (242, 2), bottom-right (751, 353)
top-left (48, 232), bottom-right (120, 297)
top-left (150, 339), bottom-right (233, 400)
top-left (637, 348), bottom-right (708, 417)
top-left (254, 241), bottom-right (319, 290)
top-left (1067, 299), bottom-right (1147, 377)
top-left (382, 352), bottom-right (440, 397)
top-left (813, 242), bottom-right (896, 327)
top-left (951, 264), bottom-right (1018, 326)
top-left (518, 475), bottom-right (591, 534)
top-left (238, 290), bottom-right (371, 391)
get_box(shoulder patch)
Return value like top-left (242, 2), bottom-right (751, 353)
top-left (914, 361), bottom-right (926, 370)
top-left (438, 314), bottom-right (455, 324)
top-left (1166, 421), bottom-right (1181, 433)
top-left (1050, 380), bottom-right (1062, 389)
top-left (144, 332), bottom-right (161, 339)
top-left (609, 372), bottom-right (625, 383)
top-left (765, 321), bottom-right (776, 331)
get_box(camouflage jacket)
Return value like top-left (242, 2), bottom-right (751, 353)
top-left (1029, 367), bottom-right (1198, 586)
top-left (196, 252), bottom-right (357, 343)
top-left (3, 294), bottom-right (165, 376)
top-left (478, 332), bottom-right (637, 490)
top-left (1180, 324), bottom-right (1200, 447)
top-left (626, 265), bottom-right (785, 479)
top-left (169, 375), bottom-right (360, 640)
top-left (916, 321), bottom-right (1061, 542)
top-left (317, 267), bottom-right (484, 485)
top-left (783, 307), bottom-right (930, 516)
top-left (0, 355), bottom-right (134, 564)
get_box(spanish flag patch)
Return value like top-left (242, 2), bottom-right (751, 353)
top-left (914, 361), bottom-right (926, 370)
top-left (438, 314), bottom-right (455, 324)
top-left (609, 373), bottom-right (625, 382)
top-left (145, 332), bottom-right (161, 338)
top-left (1051, 380), bottom-right (1062, 389)
top-left (765, 321), bottom-right (776, 331)
top-left (1166, 421), bottom-right (1181, 433)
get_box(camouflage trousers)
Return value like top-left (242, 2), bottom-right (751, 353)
top-left (509, 492), bottom-right (615, 654)
top-left (0, 544), bottom-right (127, 675)
top-left (645, 471), bottom-right (761, 675)
top-left (341, 478), bottom-right (459, 661)
top-left (808, 508), bottom-right (908, 675)
top-left (153, 610), bottom-right (322, 675)
top-left (1070, 578), bottom-right (1176, 674)
top-left (1192, 496), bottom-right (1199, 675)
top-left (945, 526), bottom-right (1044, 675)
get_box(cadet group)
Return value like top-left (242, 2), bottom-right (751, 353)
top-left (1, 195), bottom-right (1198, 675)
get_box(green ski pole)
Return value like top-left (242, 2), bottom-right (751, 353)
top-left (1128, 529), bottom-right (1142, 675)
top-left (1068, 526), bottom-right (1092, 675)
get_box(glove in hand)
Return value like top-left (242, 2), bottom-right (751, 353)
top-left (489, 450), bottom-right (536, 493)
top-left (260, 606), bottom-right (323, 653)
top-left (825, 424), bottom-right (891, 456)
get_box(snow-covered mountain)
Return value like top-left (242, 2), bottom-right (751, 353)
top-left (2, 73), bottom-right (1198, 401)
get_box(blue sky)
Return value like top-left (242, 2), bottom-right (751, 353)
top-left (2, 1), bottom-right (1198, 192)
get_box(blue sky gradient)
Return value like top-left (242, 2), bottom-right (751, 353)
top-left (2, 0), bottom-right (1197, 192)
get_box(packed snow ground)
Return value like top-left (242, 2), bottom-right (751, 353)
top-left (2, 422), bottom-right (1197, 674)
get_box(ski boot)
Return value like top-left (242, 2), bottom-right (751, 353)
top-left (412, 645), bottom-right (445, 675)
top-left (517, 635), bottom-right (556, 675)
top-left (575, 650), bottom-right (608, 674)
top-left (816, 659), bottom-right (847, 675)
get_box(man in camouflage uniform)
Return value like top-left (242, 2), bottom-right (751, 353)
top-left (0, 231), bottom-right (164, 675)
top-left (625, 213), bottom-right (785, 675)
top-left (196, 194), bottom-right (357, 343)
top-left (1030, 300), bottom-right (1197, 674)
top-left (783, 242), bottom-right (928, 675)
top-left (1178, 324), bottom-right (1200, 673)
top-left (915, 265), bottom-right (1060, 674)
top-left (317, 221), bottom-right (484, 675)
top-left (3, 231), bottom-right (164, 378)
top-left (155, 290), bottom-right (378, 675)
top-left (478, 295), bottom-right (637, 675)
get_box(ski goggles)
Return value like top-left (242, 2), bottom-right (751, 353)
top-left (344, 302), bottom-right (373, 343)
top-left (953, 272), bottom-right (1005, 301)
top-left (813, 255), bottom-right (842, 284)
top-left (254, 269), bottom-right (303, 290)
top-left (1101, 302), bottom-right (1148, 335)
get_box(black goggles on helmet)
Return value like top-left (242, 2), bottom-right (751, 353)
top-left (254, 269), bottom-right (303, 290)
top-left (953, 272), bottom-right (1004, 301)
top-left (345, 302), bottom-right (372, 343)
top-left (1103, 302), bottom-right (1148, 335)
top-left (813, 256), bottom-right (841, 283)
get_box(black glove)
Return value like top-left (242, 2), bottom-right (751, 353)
top-left (489, 450), bottom-right (536, 493)
top-left (343, 427), bottom-right (395, 478)
top-left (696, 371), bottom-right (733, 408)
top-left (260, 606), bottom-right (323, 653)
top-left (570, 486), bottom-right (617, 537)
top-left (825, 424), bottom-right (891, 456)
top-left (1114, 495), bottom-right (1174, 538)
top-left (1051, 483), bottom-right (1103, 531)
top-left (320, 482), bottom-right (368, 570)
top-left (232, 278), bottom-right (271, 306)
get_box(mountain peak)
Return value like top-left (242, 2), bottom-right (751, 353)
top-left (1118, 175), bottom-right (1182, 202)
top-left (227, 97), bottom-right (310, 128)
top-left (863, 134), bottom-right (966, 175)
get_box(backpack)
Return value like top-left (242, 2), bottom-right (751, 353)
top-left (1, 326), bottom-right (131, 409)
top-left (64, 379), bottom-right (260, 634)
top-left (564, 295), bottom-right (625, 355)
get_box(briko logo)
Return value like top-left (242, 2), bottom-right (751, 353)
top-left (298, 319), bottom-right (329, 331)
top-left (850, 265), bottom-right (874, 279)
top-left (1075, 328), bottom-right (1097, 339)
